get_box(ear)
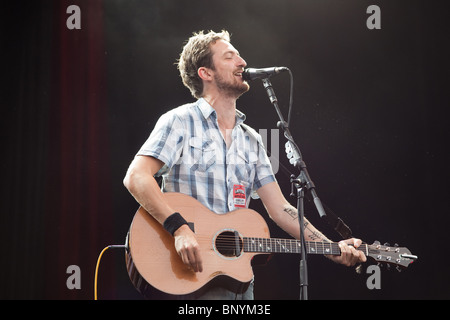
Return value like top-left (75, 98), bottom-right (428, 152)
top-left (198, 67), bottom-right (213, 81)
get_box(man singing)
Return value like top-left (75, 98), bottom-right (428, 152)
top-left (123, 30), bottom-right (366, 299)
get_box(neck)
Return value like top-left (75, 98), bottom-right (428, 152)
top-left (203, 94), bottom-right (237, 147)
top-left (203, 94), bottom-right (236, 129)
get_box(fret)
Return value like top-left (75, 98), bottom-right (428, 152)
top-left (332, 242), bottom-right (341, 255)
top-left (308, 241), bottom-right (316, 254)
top-left (284, 239), bottom-right (289, 253)
top-left (266, 238), bottom-right (272, 252)
top-left (279, 239), bottom-right (285, 253)
top-left (323, 242), bottom-right (332, 255)
top-left (280, 239), bottom-right (285, 252)
top-left (293, 239), bottom-right (298, 253)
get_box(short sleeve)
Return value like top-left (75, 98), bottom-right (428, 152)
top-left (137, 111), bottom-right (185, 176)
top-left (249, 129), bottom-right (277, 199)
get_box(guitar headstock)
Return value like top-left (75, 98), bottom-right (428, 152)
top-left (366, 241), bottom-right (418, 270)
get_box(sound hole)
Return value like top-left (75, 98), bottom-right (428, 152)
top-left (215, 230), bottom-right (243, 257)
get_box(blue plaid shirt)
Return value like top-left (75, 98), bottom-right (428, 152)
top-left (137, 98), bottom-right (276, 214)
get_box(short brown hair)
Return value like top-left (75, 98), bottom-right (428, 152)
top-left (177, 30), bottom-right (230, 99)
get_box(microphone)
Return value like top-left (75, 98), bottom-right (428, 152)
top-left (242, 67), bottom-right (288, 81)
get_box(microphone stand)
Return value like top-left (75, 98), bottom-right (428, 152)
top-left (260, 77), bottom-right (328, 300)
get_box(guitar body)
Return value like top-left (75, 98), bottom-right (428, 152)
top-left (125, 192), bottom-right (271, 299)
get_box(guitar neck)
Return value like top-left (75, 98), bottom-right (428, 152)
top-left (243, 237), bottom-right (368, 256)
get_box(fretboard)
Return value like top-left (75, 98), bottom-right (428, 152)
top-left (243, 237), bottom-right (367, 256)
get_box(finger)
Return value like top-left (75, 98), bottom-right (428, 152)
top-left (185, 244), bottom-right (200, 272)
top-left (193, 246), bottom-right (203, 272)
top-left (350, 247), bottom-right (360, 266)
top-left (176, 242), bottom-right (195, 270)
top-left (179, 249), bottom-right (190, 268)
top-left (338, 241), bottom-right (350, 262)
top-left (353, 238), bottom-right (362, 248)
top-left (348, 238), bottom-right (367, 262)
top-left (351, 245), bottom-right (367, 265)
top-left (359, 250), bottom-right (367, 263)
top-left (339, 241), bottom-right (350, 254)
top-left (339, 241), bottom-right (355, 266)
top-left (342, 238), bottom-right (361, 247)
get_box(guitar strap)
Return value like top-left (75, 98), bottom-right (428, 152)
top-left (240, 123), bottom-right (353, 240)
top-left (305, 194), bottom-right (353, 239)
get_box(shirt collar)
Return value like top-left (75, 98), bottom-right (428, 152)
top-left (197, 98), bottom-right (247, 126)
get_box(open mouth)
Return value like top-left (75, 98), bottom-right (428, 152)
top-left (234, 71), bottom-right (245, 81)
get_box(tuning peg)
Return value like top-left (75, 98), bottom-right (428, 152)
top-left (396, 266), bottom-right (402, 273)
top-left (385, 263), bottom-right (391, 271)
top-left (384, 242), bottom-right (390, 247)
top-left (394, 243), bottom-right (399, 247)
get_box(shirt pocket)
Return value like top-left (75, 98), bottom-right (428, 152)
top-left (235, 150), bottom-right (258, 184)
top-left (188, 137), bottom-right (216, 172)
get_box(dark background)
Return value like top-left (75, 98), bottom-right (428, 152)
top-left (2, 0), bottom-right (449, 300)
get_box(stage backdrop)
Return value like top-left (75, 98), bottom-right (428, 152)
top-left (2, 0), bottom-right (450, 299)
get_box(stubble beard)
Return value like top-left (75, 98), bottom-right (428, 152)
top-left (214, 73), bottom-right (250, 100)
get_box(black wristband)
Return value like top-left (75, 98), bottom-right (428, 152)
top-left (163, 212), bottom-right (188, 236)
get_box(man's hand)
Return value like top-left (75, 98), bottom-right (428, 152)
top-left (327, 238), bottom-right (367, 266)
top-left (173, 224), bottom-right (203, 272)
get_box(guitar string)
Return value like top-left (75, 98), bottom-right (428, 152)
top-left (191, 241), bottom-right (372, 256)
top-left (172, 233), bottom-right (372, 254)
top-left (192, 235), bottom-right (371, 249)
top-left (191, 235), bottom-right (343, 246)
top-left (188, 236), bottom-right (350, 252)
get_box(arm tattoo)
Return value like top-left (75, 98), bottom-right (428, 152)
top-left (283, 205), bottom-right (329, 241)
top-left (303, 219), bottom-right (328, 241)
top-left (305, 228), bottom-right (324, 241)
top-left (283, 205), bottom-right (298, 220)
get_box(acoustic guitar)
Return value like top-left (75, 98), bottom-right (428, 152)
top-left (125, 192), bottom-right (417, 299)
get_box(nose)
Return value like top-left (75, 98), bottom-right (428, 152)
top-left (237, 55), bottom-right (247, 68)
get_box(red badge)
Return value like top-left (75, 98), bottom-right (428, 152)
top-left (233, 184), bottom-right (246, 208)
